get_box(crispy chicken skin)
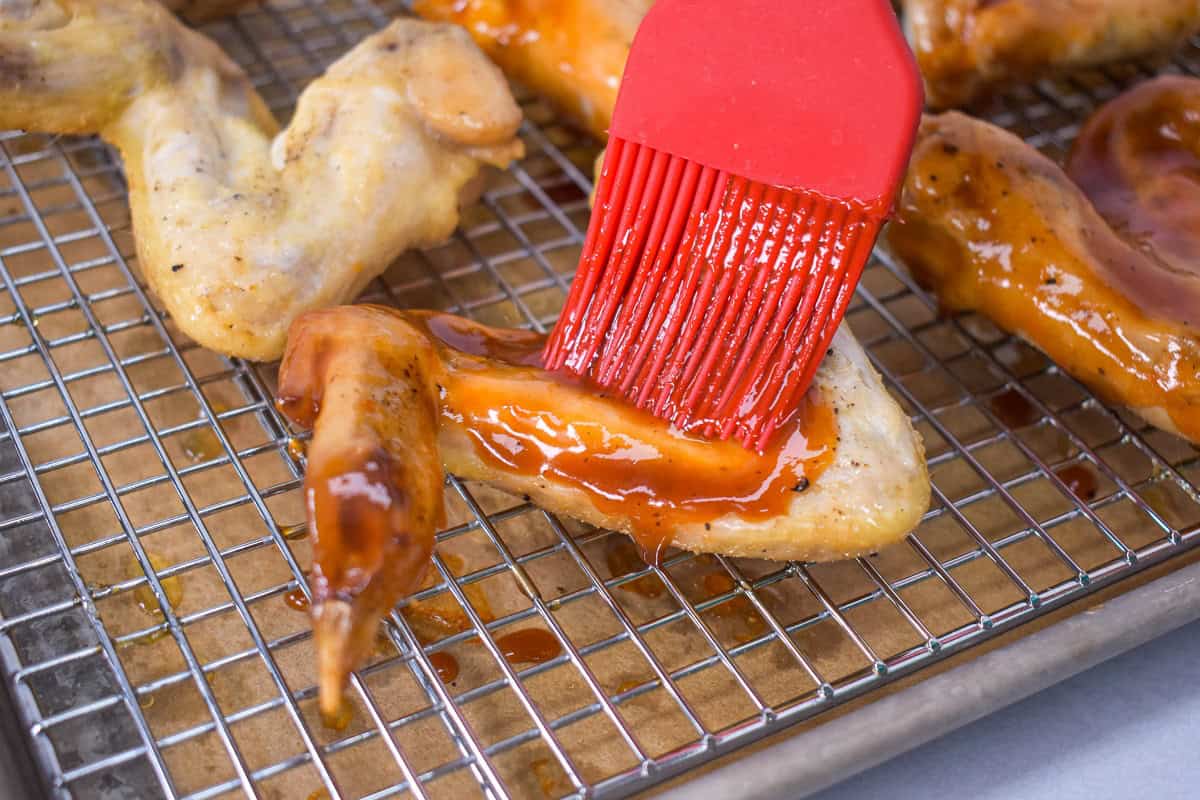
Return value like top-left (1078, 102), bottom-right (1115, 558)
top-left (277, 306), bottom-right (928, 715)
top-left (903, 0), bottom-right (1200, 108)
top-left (0, 0), bottom-right (524, 360)
top-left (413, 0), bottom-right (653, 139)
top-left (888, 111), bottom-right (1200, 443)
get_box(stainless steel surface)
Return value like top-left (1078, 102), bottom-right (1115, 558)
top-left (0, 2), bottom-right (1198, 798)
top-left (662, 555), bottom-right (1200, 800)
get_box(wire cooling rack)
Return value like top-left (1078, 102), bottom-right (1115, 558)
top-left (1, 1), bottom-right (1199, 798)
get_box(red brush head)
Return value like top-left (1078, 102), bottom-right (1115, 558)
top-left (608, 0), bottom-right (922, 211)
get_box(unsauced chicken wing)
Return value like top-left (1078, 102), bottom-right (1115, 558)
top-left (413, 0), bottom-right (652, 139)
top-left (887, 111), bottom-right (1200, 443)
top-left (276, 306), bottom-right (929, 716)
top-left (0, 0), bottom-right (524, 360)
top-left (902, 0), bottom-right (1200, 108)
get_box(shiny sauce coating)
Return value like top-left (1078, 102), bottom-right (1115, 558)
top-left (423, 314), bottom-right (838, 563)
top-left (1067, 75), bottom-right (1200, 279)
top-left (889, 112), bottom-right (1200, 443)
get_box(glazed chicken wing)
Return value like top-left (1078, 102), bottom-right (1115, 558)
top-left (277, 306), bottom-right (929, 715)
top-left (0, 0), bottom-right (524, 360)
top-left (413, 0), bottom-right (652, 139)
top-left (887, 110), bottom-right (1200, 443)
top-left (903, 0), bottom-right (1200, 108)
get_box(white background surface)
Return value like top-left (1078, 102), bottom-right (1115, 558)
top-left (811, 620), bottom-right (1200, 800)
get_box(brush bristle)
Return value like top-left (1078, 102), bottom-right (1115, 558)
top-left (544, 138), bottom-right (882, 452)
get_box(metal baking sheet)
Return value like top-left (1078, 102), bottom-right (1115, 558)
top-left (664, 552), bottom-right (1200, 799)
top-left (0, 1), bottom-right (1198, 798)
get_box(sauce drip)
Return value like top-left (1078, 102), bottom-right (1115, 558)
top-left (497, 628), bottom-right (562, 665)
top-left (1056, 464), bottom-right (1098, 501)
top-left (284, 570), bottom-right (311, 611)
top-left (181, 401), bottom-right (231, 463)
top-left (181, 426), bottom-right (221, 462)
top-left (403, 551), bottom-right (496, 643)
top-left (429, 651), bottom-right (460, 683)
top-left (990, 388), bottom-right (1039, 429)
top-left (604, 536), bottom-right (663, 597)
top-left (287, 437), bottom-right (307, 461)
top-left (306, 790), bottom-right (330, 800)
top-left (129, 551), bottom-right (183, 630)
top-left (284, 586), bottom-right (310, 612)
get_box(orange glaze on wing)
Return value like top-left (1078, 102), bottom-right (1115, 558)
top-left (904, 0), bottom-right (1200, 109)
top-left (419, 313), bottom-right (837, 563)
top-left (412, 0), bottom-right (648, 139)
top-left (888, 112), bottom-right (1200, 443)
top-left (445, 379), bottom-right (835, 563)
top-left (1066, 75), bottom-right (1200, 279)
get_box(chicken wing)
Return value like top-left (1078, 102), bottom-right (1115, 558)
top-left (413, 0), bottom-right (652, 139)
top-left (1066, 75), bottom-right (1200, 277)
top-left (276, 305), bottom-right (929, 715)
top-left (0, 0), bottom-right (524, 360)
top-left (903, 0), bottom-right (1200, 108)
top-left (887, 111), bottom-right (1200, 443)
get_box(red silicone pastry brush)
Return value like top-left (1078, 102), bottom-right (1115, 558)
top-left (542, 0), bottom-right (922, 452)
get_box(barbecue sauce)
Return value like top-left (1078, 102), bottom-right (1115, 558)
top-left (180, 401), bottom-right (231, 463)
top-left (429, 651), bottom-right (460, 683)
top-left (287, 437), bottom-right (307, 461)
top-left (424, 312), bottom-right (838, 563)
top-left (284, 586), bottom-right (310, 612)
top-left (1056, 464), bottom-right (1098, 501)
top-left (129, 552), bottom-right (183, 643)
top-left (181, 426), bottom-right (221, 462)
top-left (497, 628), bottom-right (562, 665)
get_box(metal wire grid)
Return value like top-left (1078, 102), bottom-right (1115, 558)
top-left (0, 1), bottom-right (1197, 797)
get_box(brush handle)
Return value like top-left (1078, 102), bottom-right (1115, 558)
top-left (609, 0), bottom-right (922, 206)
